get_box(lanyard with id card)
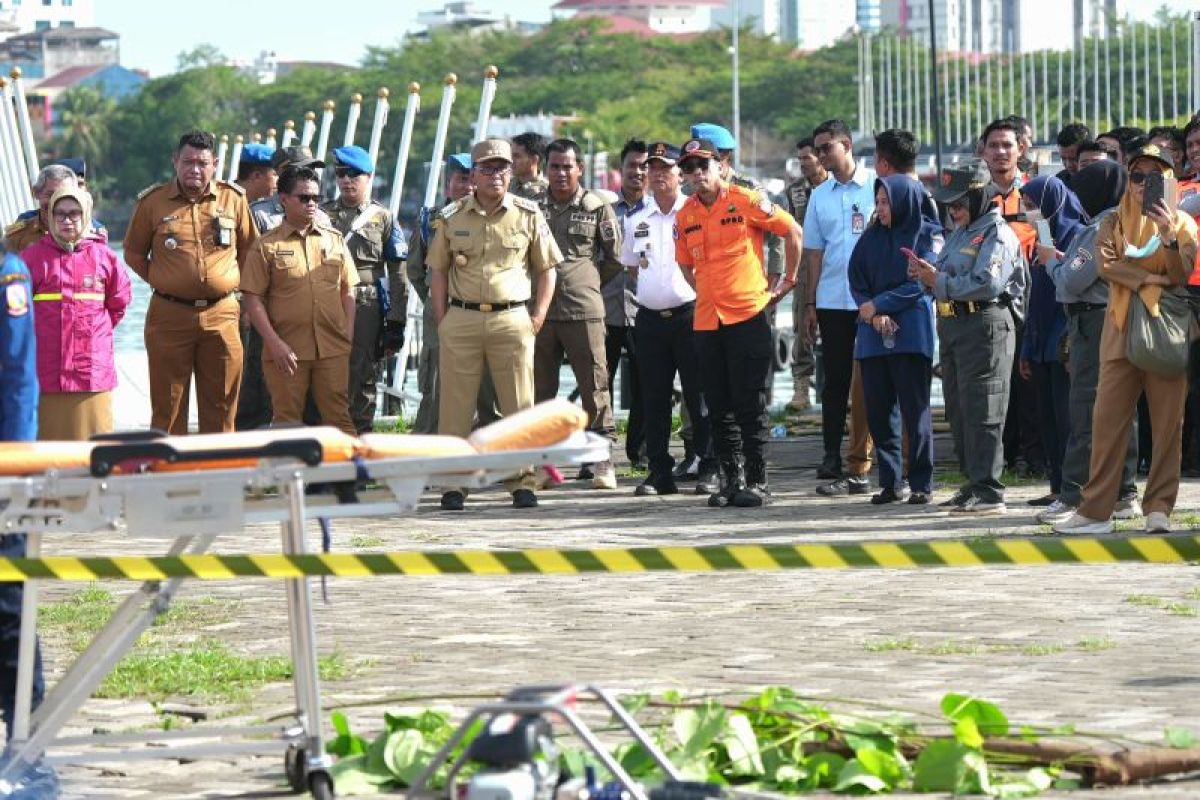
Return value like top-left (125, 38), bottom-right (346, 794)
top-left (850, 203), bottom-right (865, 235)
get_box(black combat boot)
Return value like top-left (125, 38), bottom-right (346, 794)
top-left (734, 458), bottom-right (771, 507)
top-left (707, 459), bottom-right (746, 508)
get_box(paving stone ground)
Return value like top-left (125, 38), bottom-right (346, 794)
top-left (22, 429), bottom-right (1200, 798)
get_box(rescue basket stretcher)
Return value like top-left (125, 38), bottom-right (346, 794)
top-left (0, 400), bottom-right (607, 798)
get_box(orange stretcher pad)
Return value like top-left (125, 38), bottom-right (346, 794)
top-left (0, 400), bottom-right (588, 476)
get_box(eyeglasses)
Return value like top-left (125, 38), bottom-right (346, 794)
top-left (680, 159), bottom-right (712, 174)
top-left (290, 193), bottom-right (321, 204)
top-left (474, 164), bottom-right (510, 177)
top-left (334, 167), bottom-right (365, 179)
top-left (1128, 170), bottom-right (1158, 185)
top-left (52, 210), bottom-right (83, 223)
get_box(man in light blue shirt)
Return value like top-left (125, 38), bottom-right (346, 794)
top-left (800, 119), bottom-right (876, 494)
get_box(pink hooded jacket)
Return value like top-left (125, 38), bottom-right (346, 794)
top-left (22, 232), bottom-right (132, 393)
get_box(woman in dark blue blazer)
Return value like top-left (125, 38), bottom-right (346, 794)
top-left (849, 175), bottom-right (941, 504)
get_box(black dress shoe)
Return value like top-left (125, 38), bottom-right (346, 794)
top-left (440, 490), bottom-right (465, 511)
top-left (694, 466), bottom-right (720, 495)
top-left (635, 476), bottom-right (678, 496)
top-left (1026, 493), bottom-right (1058, 507)
top-left (816, 475), bottom-right (869, 496)
top-left (511, 489), bottom-right (538, 508)
top-left (907, 492), bottom-right (931, 505)
top-left (871, 486), bottom-right (912, 505)
top-left (576, 463), bottom-right (595, 481)
top-left (733, 484), bottom-right (771, 507)
top-left (816, 453), bottom-right (841, 480)
top-left (938, 489), bottom-right (969, 507)
top-left (672, 455), bottom-right (700, 479)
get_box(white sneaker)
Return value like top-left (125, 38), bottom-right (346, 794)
top-left (1052, 513), bottom-right (1114, 535)
top-left (1036, 499), bottom-right (1077, 525)
top-left (1113, 497), bottom-right (1143, 520)
top-left (591, 461), bottom-right (618, 490)
top-left (1144, 511), bottom-right (1172, 532)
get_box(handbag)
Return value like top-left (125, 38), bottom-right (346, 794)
top-left (1125, 289), bottom-right (1196, 376)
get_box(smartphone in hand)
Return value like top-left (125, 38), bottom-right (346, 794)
top-left (1143, 171), bottom-right (1165, 216)
top-left (899, 247), bottom-right (917, 260)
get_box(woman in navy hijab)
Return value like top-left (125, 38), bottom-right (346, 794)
top-left (849, 175), bottom-right (940, 505)
top-left (1019, 175), bottom-right (1087, 507)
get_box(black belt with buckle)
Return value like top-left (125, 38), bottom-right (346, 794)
top-left (449, 298), bottom-right (524, 313)
top-left (1065, 301), bottom-right (1106, 317)
top-left (153, 290), bottom-right (233, 309)
top-left (644, 301), bottom-right (694, 319)
top-left (949, 299), bottom-right (999, 316)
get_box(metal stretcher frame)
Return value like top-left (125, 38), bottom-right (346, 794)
top-left (0, 430), bottom-right (609, 797)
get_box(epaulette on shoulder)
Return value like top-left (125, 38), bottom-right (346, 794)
top-left (439, 198), bottom-right (466, 220)
top-left (136, 183), bottom-right (162, 201)
top-left (581, 192), bottom-right (608, 213)
top-left (512, 195), bottom-right (541, 213)
top-left (218, 180), bottom-right (246, 196)
top-left (730, 173), bottom-right (764, 191)
top-left (3, 218), bottom-right (28, 238)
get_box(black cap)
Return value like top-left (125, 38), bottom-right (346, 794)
top-left (271, 145), bottom-right (324, 171)
top-left (931, 159), bottom-right (990, 203)
top-left (50, 157), bottom-right (86, 180)
top-left (677, 138), bottom-right (719, 167)
top-left (646, 141), bottom-right (680, 166)
top-left (1126, 142), bottom-right (1174, 172)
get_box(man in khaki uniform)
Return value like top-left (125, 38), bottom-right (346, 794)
top-left (427, 138), bottom-right (561, 511)
top-left (511, 131), bottom-right (548, 201)
top-left (536, 138), bottom-right (623, 489)
top-left (241, 166), bottom-right (357, 436)
top-left (124, 130), bottom-right (257, 434)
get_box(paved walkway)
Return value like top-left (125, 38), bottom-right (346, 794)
top-left (26, 432), bottom-right (1200, 798)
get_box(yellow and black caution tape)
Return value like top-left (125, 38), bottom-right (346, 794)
top-left (0, 534), bottom-right (1197, 581)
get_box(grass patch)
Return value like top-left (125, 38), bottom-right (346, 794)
top-left (1020, 643), bottom-right (1066, 657)
top-left (928, 640), bottom-right (985, 656)
top-left (372, 416), bottom-right (412, 433)
top-left (618, 464), bottom-right (648, 478)
top-left (863, 637), bottom-right (918, 652)
top-left (1076, 636), bottom-right (1117, 652)
top-left (1171, 512), bottom-right (1200, 528)
top-left (1164, 603), bottom-right (1198, 618)
top-left (97, 642), bottom-right (354, 702)
top-left (40, 585), bottom-right (361, 704)
top-left (349, 534), bottom-right (385, 549)
top-left (1124, 594), bottom-right (1166, 608)
top-left (1185, 587), bottom-right (1200, 601)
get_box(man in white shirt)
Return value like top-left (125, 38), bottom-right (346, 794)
top-left (621, 141), bottom-right (717, 496)
top-left (801, 119), bottom-right (876, 495)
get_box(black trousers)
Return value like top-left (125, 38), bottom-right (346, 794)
top-left (1004, 324), bottom-right (1045, 471)
top-left (606, 324), bottom-right (644, 461)
top-left (860, 354), bottom-right (934, 493)
top-left (815, 309), bottom-right (858, 459)
top-left (1030, 360), bottom-right (1071, 494)
top-left (0, 534), bottom-right (42, 739)
top-left (635, 305), bottom-right (712, 477)
top-left (695, 311), bottom-right (772, 465)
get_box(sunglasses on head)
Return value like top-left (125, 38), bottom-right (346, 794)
top-left (290, 193), bottom-right (320, 204)
top-left (334, 167), bottom-right (365, 179)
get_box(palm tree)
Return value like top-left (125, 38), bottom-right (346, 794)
top-left (52, 86), bottom-right (116, 193)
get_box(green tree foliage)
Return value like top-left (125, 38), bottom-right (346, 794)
top-left (49, 86), bottom-right (116, 197)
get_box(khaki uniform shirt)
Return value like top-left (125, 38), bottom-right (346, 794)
top-left (541, 186), bottom-right (623, 321)
top-left (320, 198), bottom-right (406, 323)
top-left (427, 192), bottom-right (561, 305)
top-left (123, 180), bottom-right (256, 298)
top-left (3, 214), bottom-right (46, 254)
top-left (240, 221), bottom-right (359, 361)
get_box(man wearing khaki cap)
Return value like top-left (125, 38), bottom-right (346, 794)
top-left (427, 138), bottom-right (562, 511)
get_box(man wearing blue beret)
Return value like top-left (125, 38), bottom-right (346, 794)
top-left (236, 143), bottom-right (277, 204)
top-left (320, 145), bottom-right (407, 433)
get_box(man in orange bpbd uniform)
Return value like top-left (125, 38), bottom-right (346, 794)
top-left (240, 166), bottom-right (357, 436)
top-left (674, 137), bottom-right (804, 508)
top-left (123, 130), bottom-right (256, 433)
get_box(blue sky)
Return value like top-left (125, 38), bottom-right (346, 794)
top-left (97, 0), bottom-right (1196, 78)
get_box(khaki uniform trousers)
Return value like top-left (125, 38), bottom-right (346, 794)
top-left (145, 295), bottom-right (243, 434)
top-left (38, 392), bottom-right (112, 441)
top-left (263, 355), bottom-right (356, 437)
top-left (1078, 354), bottom-right (1187, 519)
top-left (438, 305), bottom-right (535, 436)
top-left (534, 318), bottom-right (616, 440)
top-left (847, 363), bottom-right (874, 476)
top-left (413, 306), bottom-right (501, 435)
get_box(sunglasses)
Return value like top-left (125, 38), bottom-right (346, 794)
top-left (814, 141), bottom-right (842, 155)
top-left (290, 193), bottom-right (321, 204)
top-left (680, 158), bottom-right (712, 174)
top-left (334, 167), bottom-right (365, 179)
top-left (1128, 170), bottom-right (1160, 185)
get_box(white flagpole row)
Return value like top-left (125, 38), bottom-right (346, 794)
top-left (215, 134), bottom-right (228, 183)
top-left (366, 88), bottom-right (390, 179)
top-left (342, 93), bottom-right (363, 148)
top-left (423, 73), bottom-right (457, 211)
top-left (10, 69), bottom-right (38, 183)
top-left (227, 135), bottom-right (244, 183)
top-left (473, 66), bottom-right (499, 144)
top-left (300, 111), bottom-right (317, 148)
top-left (0, 77), bottom-right (33, 216)
top-left (0, 81), bottom-right (24, 223)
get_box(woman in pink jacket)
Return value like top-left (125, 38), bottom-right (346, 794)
top-left (22, 186), bottom-right (131, 439)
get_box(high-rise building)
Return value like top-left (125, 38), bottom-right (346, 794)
top-left (0, 0), bottom-right (94, 40)
top-left (778, 1), bottom-right (857, 50)
top-left (881, 0), bottom-right (1120, 54)
top-left (711, 0), bottom-right (782, 39)
top-left (857, 0), bottom-right (882, 33)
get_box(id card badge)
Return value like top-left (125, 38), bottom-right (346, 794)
top-left (851, 211), bottom-right (865, 234)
